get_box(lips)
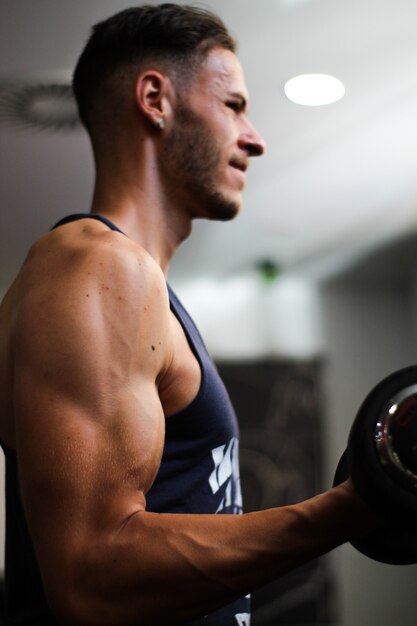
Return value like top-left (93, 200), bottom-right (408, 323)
top-left (229, 158), bottom-right (248, 173)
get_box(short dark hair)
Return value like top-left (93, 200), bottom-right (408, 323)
top-left (72, 3), bottom-right (237, 131)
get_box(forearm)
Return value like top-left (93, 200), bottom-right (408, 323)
top-left (60, 481), bottom-right (376, 626)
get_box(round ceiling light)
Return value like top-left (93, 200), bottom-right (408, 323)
top-left (284, 73), bottom-right (345, 106)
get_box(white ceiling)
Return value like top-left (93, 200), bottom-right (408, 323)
top-left (1, 0), bottom-right (417, 292)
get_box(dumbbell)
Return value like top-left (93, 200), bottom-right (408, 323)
top-left (333, 365), bottom-right (417, 565)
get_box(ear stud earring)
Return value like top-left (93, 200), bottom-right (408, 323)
top-left (155, 118), bottom-right (165, 130)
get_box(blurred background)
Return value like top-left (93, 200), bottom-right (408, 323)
top-left (1, 0), bottom-right (417, 624)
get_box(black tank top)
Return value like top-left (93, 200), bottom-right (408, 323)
top-left (1, 214), bottom-right (250, 626)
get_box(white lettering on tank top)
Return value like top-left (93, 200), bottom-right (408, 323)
top-left (208, 437), bottom-right (243, 514)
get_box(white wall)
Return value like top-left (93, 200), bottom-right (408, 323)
top-left (175, 273), bottom-right (323, 360)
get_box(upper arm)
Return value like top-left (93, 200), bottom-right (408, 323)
top-left (12, 238), bottom-right (171, 598)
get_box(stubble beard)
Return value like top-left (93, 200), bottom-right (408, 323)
top-left (160, 102), bottom-right (241, 222)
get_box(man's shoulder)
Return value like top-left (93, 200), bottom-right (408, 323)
top-left (7, 219), bottom-right (173, 380)
top-left (6, 218), bottom-right (171, 350)
top-left (21, 218), bottom-right (166, 300)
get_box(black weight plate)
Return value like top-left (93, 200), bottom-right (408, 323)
top-left (351, 525), bottom-right (417, 565)
top-left (348, 366), bottom-right (417, 526)
top-left (333, 447), bottom-right (417, 565)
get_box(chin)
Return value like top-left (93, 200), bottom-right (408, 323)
top-left (203, 190), bottom-right (242, 222)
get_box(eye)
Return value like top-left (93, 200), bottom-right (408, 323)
top-left (226, 101), bottom-right (242, 113)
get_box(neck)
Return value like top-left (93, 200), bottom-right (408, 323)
top-left (90, 143), bottom-right (192, 276)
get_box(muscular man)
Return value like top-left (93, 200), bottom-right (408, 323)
top-left (0, 4), bottom-right (376, 625)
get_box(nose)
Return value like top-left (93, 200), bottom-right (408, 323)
top-left (238, 118), bottom-right (266, 157)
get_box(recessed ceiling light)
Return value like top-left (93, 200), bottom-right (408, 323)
top-left (284, 73), bottom-right (345, 106)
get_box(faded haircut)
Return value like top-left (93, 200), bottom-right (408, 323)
top-left (72, 3), bottom-right (237, 132)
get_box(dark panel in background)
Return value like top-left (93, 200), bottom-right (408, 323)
top-left (217, 359), bottom-right (336, 626)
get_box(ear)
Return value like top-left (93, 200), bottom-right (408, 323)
top-left (135, 70), bottom-right (173, 129)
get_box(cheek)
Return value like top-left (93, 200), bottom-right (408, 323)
top-left (202, 101), bottom-right (235, 144)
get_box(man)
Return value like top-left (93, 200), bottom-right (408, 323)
top-left (0, 4), bottom-right (376, 625)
